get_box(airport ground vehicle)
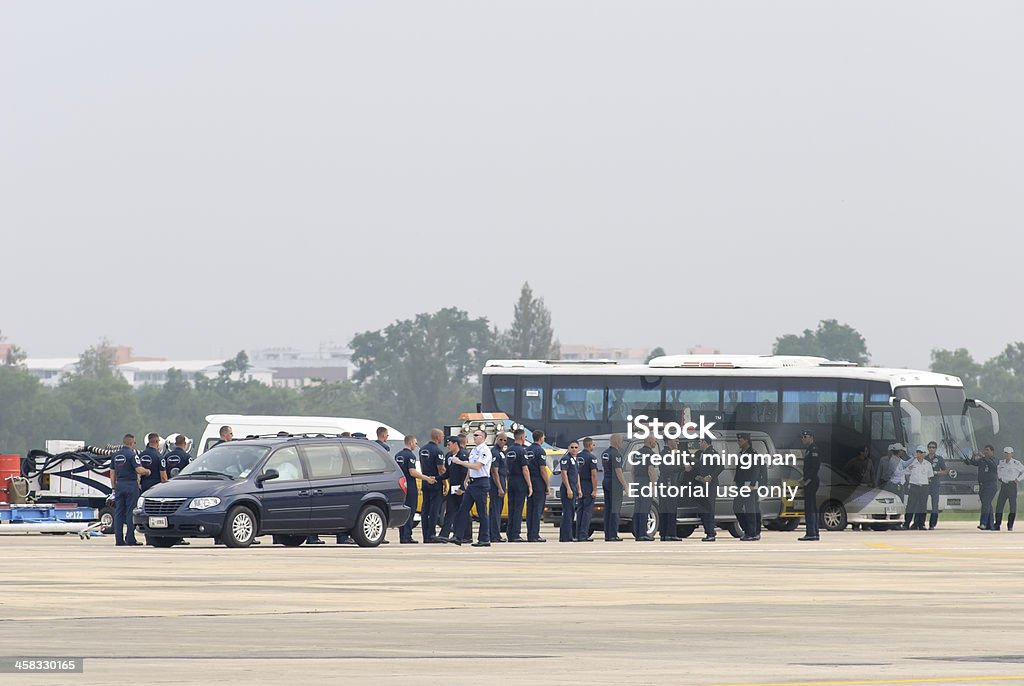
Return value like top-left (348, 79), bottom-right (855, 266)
top-left (198, 415), bottom-right (405, 455)
top-left (543, 431), bottom-right (783, 538)
top-left (481, 355), bottom-right (998, 511)
top-left (133, 435), bottom-right (410, 547)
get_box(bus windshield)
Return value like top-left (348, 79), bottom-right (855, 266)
top-left (894, 386), bottom-right (976, 457)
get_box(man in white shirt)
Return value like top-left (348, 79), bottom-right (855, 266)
top-left (904, 447), bottom-right (935, 530)
top-left (450, 429), bottom-right (493, 547)
top-left (995, 447), bottom-right (1024, 531)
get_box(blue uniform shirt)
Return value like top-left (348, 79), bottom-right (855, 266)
top-left (507, 443), bottom-right (529, 487)
top-left (394, 448), bottom-right (417, 479)
top-left (926, 454), bottom-right (947, 487)
top-left (418, 442), bottom-right (444, 481)
top-left (491, 446), bottom-right (509, 478)
top-left (526, 443), bottom-right (547, 484)
top-left (445, 451), bottom-right (468, 491)
top-left (164, 447), bottom-right (191, 477)
top-left (375, 439), bottom-right (391, 453)
top-left (601, 446), bottom-right (623, 488)
top-left (138, 447), bottom-right (164, 492)
top-left (112, 447), bottom-right (142, 490)
top-left (577, 449), bottom-right (599, 486)
top-left (559, 453), bottom-right (580, 491)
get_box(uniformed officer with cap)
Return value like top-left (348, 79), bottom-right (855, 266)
top-left (109, 434), bottom-right (148, 546)
top-left (601, 434), bottom-right (627, 541)
top-left (138, 432), bottom-right (167, 494)
top-left (489, 432), bottom-right (510, 543)
top-left (506, 428), bottom-right (531, 543)
top-left (798, 430), bottom-right (821, 541)
top-left (558, 441), bottom-right (582, 542)
top-left (439, 436), bottom-right (469, 543)
top-left (575, 437), bottom-right (599, 541)
top-left (693, 436), bottom-right (723, 541)
top-left (995, 447), bottom-right (1024, 531)
top-left (966, 444), bottom-right (999, 530)
top-left (525, 430), bottom-right (550, 543)
top-left (733, 432), bottom-right (760, 541)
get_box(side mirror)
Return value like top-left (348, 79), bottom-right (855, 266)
top-left (256, 469), bottom-right (279, 486)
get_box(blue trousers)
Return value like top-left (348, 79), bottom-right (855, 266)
top-left (632, 495), bottom-right (652, 539)
top-left (526, 480), bottom-right (546, 540)
top-left (455, 478), bottom-right (491, 543)
top-left (399, 485), bottom-right (418, 542)
top-left (114, 485), bottom-right (139, 545)
top-left (421, 485), bottom-right (443, 542)
top-left (804, 484), bottom-right (819, 538)
top-left (559, 487), bottom-right (577, 542)
top-left (928, 486), bottom-right (942, 529)
top-left (576, 488), bottom-right (595, 540)
top-left (489, 475), bottom-right (506, 539)
top-left (507, 482), bottom-right (528, 541)
top-left (980, 482), bottom-right (997, 529)
top-left (602, 483), bottom-right (620, 539)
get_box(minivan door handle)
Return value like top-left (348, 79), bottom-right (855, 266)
top-left (297, 490), bottom-right (310, 497)
top-left (312, 489), bottom-right (324, 497)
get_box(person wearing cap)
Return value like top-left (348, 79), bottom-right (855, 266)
top-left (525, 430), bottom-right (550, 543)
top-left (575, 437), bottom-right (600, 541)
top-left (631, 435), bottom-right (659, 541)
top-left (994, 447), bottom-right (1024, 531)
top-left (798, 430), bottom-right (821, 541)
top-left (925, 441), bottom-right (948, 530)
top-left (693, 436), bottom-right (723, 541)
top-left (488, 432), bottom-right (510, 543)
top-left (438, 436), bottom-right (469, 543)
top-left (876, 444), bottom-right (902, 492)
top-left (506, 428), bottom-right (531, 543)
top-left (601, 433), bottom-right (627, 542)
top-left (558, 441), bottom-right (582, 542)
top-left (965, 444), bottom-right (1000, 530)
top-left (904, 447), bottom-right (935, 530)
top-left (733, 432), bottom-right (761, 541)
top-left (450, 429), bottom-right (493, 547)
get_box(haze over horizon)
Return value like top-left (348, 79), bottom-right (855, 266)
top-left (4, 2), bottom-right (1022, 372)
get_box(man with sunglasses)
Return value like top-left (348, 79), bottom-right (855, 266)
top-left (559, 442), bottom-right (582, 542)
top-left (489, 432), bottom-right (510, 542)
top-left (450, 430), bottom-right (494, 547)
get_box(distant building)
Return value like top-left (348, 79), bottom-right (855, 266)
top-left (24, 358), bottom-right (80, 387)
top-left (560, 345), bottom-right (649, 364)
top-left (248, 345), bottom-right (352, 389)
top-left (118, 360), bottom-right (274, 387)
top-left (687, 344), bottom-right (721, 355)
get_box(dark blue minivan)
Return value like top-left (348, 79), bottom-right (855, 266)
top-left (132, 436), bottom-right (410, 548)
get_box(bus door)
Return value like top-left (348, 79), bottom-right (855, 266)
top-left (867, 404), bottom-right (898, 464)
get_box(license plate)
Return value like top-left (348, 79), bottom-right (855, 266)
top-left (148, 516), bottom-right (168, 528)
top-left (884, 506), bottom-right (897, 515)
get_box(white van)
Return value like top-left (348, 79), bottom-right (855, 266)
top-left (198, 414), bottom-right (406, 456)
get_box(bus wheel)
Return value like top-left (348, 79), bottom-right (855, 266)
top-left (821, 501), bottom-right (848, 531)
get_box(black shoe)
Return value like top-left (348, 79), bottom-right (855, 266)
top-left (576, 537), bottom-right (594, 542)
top-left (797, 535), bottom-right (819, 541)
top-left (508, 538), bottom-right (528, 543)
top-left (978, 526), bottom-right (989, 530)
top-left (928, 526), bottom-right (936, 530)
top-left (177, 540), bottom-right (190, 546)
top-left (307, 538), bottom-right (325, 545)
top-left (400, 539), bottom-right (419, 544)
top-left (424, 539), bottom-right (444, 544)
top-left (380, 540), bottom-right (390, 544)
top-left (701, 536), bottom-right (716, 542)
top-left (251, 539), bottom-right (262, 545)
top-left (494, 537), bottom-right (507, 543)
top-left (449, 538), bottom-right (462, 546)
top-left (636, 536), bottom-right (655, 542)
top-left (605, 537), bottom-right (624, 542)
top-left (660, 536), bottom-right (681, 542)
top-left (471, 541), bottom-right (491, 547)
top-left (994, 527), bottom-right (1001, 531)
top-left (528, 537), bottom-right (546, 543)
top-left (740, 536), bottom-right (754, 541)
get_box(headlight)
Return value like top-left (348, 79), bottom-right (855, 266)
top-left (189, 497), bottom-right (221, 510)
top-left (137, 497), bottom-right (145, 509)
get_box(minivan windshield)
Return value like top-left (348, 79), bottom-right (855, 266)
top-left (178, 444), bottom-right (270, 479)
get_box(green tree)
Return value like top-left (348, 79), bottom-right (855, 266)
top-left (499, 282), bottom-right (560, 359)
top-left (0, 365), bottom-right (69, 455)
top-left (773, 319), bottom-right (870, 365)
top-left (58, 342), bottom-right (141, 444)
top-left (930, 348), bottom-right (982, 393)
top-left (350, 307), bottom-right (495, 436)
top-left (646, 347), bottom-right (666, 363)
top-left (0, 329), bottom-right (26, 367)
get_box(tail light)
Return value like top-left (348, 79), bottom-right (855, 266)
top-left (399, 477), bottom-right (407, 494)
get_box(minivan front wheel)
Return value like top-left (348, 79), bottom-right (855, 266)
top-left (352, 505), bottom-right (386, 547)
top-left (222, 506), bottom-right (256, 548)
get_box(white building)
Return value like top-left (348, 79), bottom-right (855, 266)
top-left (22, 358), bottom-right (274, 388)
top-left (23, 358), bottom-right (80, 387)
top-left (248, 345), bottom-right (352, 388)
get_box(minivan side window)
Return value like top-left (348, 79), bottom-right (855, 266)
top-left (264, 447), bottom-right (304, 481)
top-left (304, 444), bottom-right (348, 479)
top-left (346, 444), bottom-right (390, 474)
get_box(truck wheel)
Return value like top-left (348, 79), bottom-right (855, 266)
top-left (222, 506), bottom-right (256, 548)
top-left (352, 505), bottom-right (386, 547)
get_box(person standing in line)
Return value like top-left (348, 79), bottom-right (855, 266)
top-left (374, 426), bottom-right (391, 453)
top-left (395, 435), bottom-right (433, 543)
top-left (966, 444), bottom-right (999, 530)
top-left (558, 442), bottom-right (582, 542)
top-left (575, 437), bottom-right (599, 541)
top-left (506, 428), bottom-right (531, 543)
top-left (601, 434), bottom-right (627, 542)
top-left (631, 435), bottom-right (658, 542)
top-left (138, 432), bottom-right (167, 494)
top-left (693, 436), bottom-right (723, 542)
top-left (419, 429), bottom-right (447, 542)
top-left (657, 437), bottom-right (681, 541)
top-left (439, 436), bottom-right (469, 543)
top-left (525, 430), bottom-right (550, 543)
top-left (109, 434), bottom-right (148, 547)
top-left (925, 441), bottom-right (948, 530)
top-left (798, 430), bottom-right (821, 541)
top-left (733, 432), bottom-right (760, 541)
top-left (995, 447), bottom-right (1024, 531)
top-left (450, 429), bottom-right (493, 547)
top-left (489, 432), bottom-right (510, 543)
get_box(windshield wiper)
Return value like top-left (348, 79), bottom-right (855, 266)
top-left (178, 470), bottom-right (233, 480)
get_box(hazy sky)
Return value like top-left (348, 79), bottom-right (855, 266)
top-left (2, 2), bottom-right (1021, 370)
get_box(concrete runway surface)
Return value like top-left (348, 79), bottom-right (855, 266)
top-left (2, 521), bottom-right (1023, 686)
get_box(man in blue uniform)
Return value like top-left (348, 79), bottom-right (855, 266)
top-left (966, 444), bottom-right (999, 530)
top-left (798, 430), bottom-right (821, 541)
top-left (439, 436), bottom-right (469, 543)
top-left (138, 432), bottom-right (167, 494)
top-left (631, 435), bottom-right (658, 541)
top-left (657, 437), bottom-right (682, 541)
top-left (506, 428), bottom-right (531, 543)
top-left (419, 429), bottom-right (447, 542)
top-left (164, 434), bottom-right (191, 477)
top-left (693, 436), bottom-right (723, 541)
top-left (489, 432), bottom-right (510, 543)
top-left (450, 429), bottom-right (494, 547)
top-left (924, 441), bottom-right (947, 529)
top-left (525, 429), bottom-right (549, 543)
top-left (109, 434), bottom-right (148, 546)
top-left (575, 437), bottom-right (599, 541)
top-left (733, 432), bottom-right (761, 541)
top-left (374, 426), bottom-right (391, 453)
top-left (395, 435), bottom-right (433, 543)
top-left (601, 434), bottom-right (626, 541)
top-left (558, 442), bottom-right (582, 542)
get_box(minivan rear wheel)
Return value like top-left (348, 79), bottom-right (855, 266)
top-left (222, 506), bottom-right (256, 548)
top-left (352, 505), bottom-right (386, 547)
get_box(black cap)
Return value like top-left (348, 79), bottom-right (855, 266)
top-left (445, 436), bottom-right (460, 445)
top-left (736, 432), bottom-right (751, 440)
top-left (801, 429), bottom-right (814, 437)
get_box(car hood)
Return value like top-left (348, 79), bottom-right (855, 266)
top-left (142, 477), bottom-right (241, 499)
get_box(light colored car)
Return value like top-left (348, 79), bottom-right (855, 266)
top-left (777, 463), bottom-right (905, 531)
